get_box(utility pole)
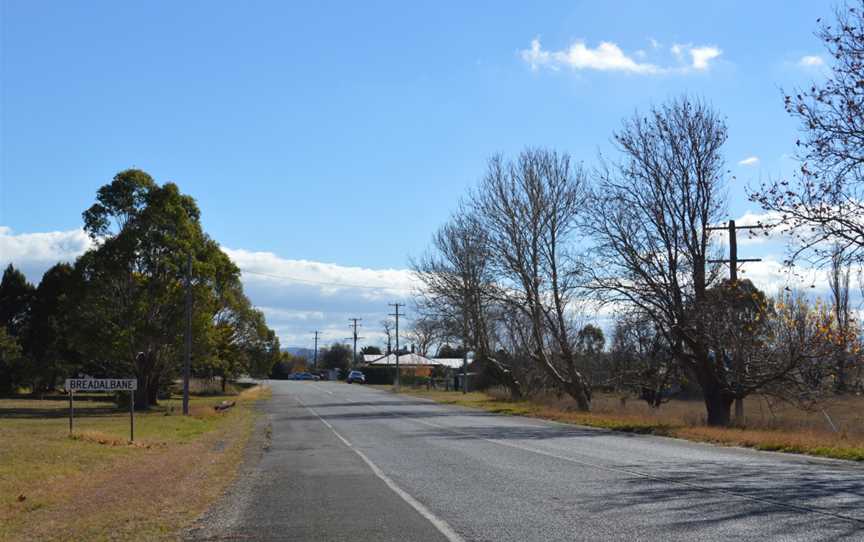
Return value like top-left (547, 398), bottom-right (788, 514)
top-left (462, 298), bottom-right (469, 395)
top-left (312, 331), bottom-right (320, 369)
top-left (707, 219), bottom-right (763, 423)
top-left (389, 303), bottom-right (403, 392)
top-left (346, 318), bottom-right (363, 368)
top-left (182, 253), bottom-right (192, 416)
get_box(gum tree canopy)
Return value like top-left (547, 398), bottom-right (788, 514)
top-left (71, 169), bottom-right (277, 408)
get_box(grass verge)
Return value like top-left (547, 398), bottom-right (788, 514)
top-left (0, 384), bottom-right (270, 541)
top-left (382, 387), bottom-right (864, 462)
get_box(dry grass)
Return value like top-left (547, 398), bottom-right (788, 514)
top-left (390, 386), bottom-right (864, 462)
top-left (0, 384), bottom-right (270, 541)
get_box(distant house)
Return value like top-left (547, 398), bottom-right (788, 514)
top-left (363, 354), bottom-right (470, 369)
top-left (362, 354), bottom-right (473, 377)
top-left (366, 353), bottom-right (434, 368)
top-left (363, 354), bottom-right (386, 364)
top-left (430, 358), bottom-right (467, 370)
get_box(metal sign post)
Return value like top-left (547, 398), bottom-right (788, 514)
top-left (65, 379), bottom-right (138, 442)
top-left (130, 390), bottom-right (134, 441)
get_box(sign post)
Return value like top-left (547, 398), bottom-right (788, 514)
top-left (65, 379), bottom-right (138, 442)
top-left (130, 390), bottom-right (134, 441)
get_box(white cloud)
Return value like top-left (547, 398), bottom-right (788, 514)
top-left (222, 248), bottom-right (419, 346)
top-left (738, 156), bottom-right (760, 166)
top-left (670, 43), bottom-right (722, 70)
top-left (689, 46), bottom-right (722, 70)
top-left (522, 38), bottom-right (661, 74)
top-left (0, 227), bottom-right (93, 280)
top-left (522, 39), bottom-right (722, 75)
top-left (0, 226), bottom-right (420, 349)
top-left (799, 55), bottom-right (824, 67)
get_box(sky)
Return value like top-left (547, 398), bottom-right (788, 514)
top-left (0, 0), bottom-right (843, 349)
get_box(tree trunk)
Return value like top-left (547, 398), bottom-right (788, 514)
top-left (565, 380), bottom-right (591, 411)
top-left (835, 352), bottom-right (847, 393)
top-left (704, 389), bottom-right (733, 426)
top-left (221, 375), bottom-right (227, 393)
top-left (481, 356), bottom-right (523, 400)
top-left (688, 352), bottom-right (734, 426)
top-left (134, 385), bottom-right (149, 410)
top-left (147, 378), bottom-right (159, 406)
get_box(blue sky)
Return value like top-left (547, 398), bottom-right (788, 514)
top-left (0, 1), bottom-right (838, 347)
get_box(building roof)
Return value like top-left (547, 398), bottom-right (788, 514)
top-left (368, 353), bottom-right (434, 366)
top-left (363, 354), bottom-right (385, 363)
top-left (365, 354), bottom-right (469, 370)
top-left (430, 358), bottom-right (467, 370)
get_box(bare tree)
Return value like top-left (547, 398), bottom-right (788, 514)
top-left (761, 290), bottom-right (843, 407)
top-left (750, 2), bottom-right (864, 264)
top-left (607, 311), bottom-right (681, 408)
top-left (405, 316), bottom-right (440, 357)
top-left (413, 211), bottom-right (523, 398)
top-left (583, 97), bottom-right (734, 424)
top-left (471, 149), bottom-right (592, 409)
top-left (829, 244), bottom-right (856, 391)
top-left (380, 318), bottom-right (394, 354)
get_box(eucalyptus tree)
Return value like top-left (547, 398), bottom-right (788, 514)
top-left (72, 169), bottom-right (272, 407)
top-left (0, 328), bottom-right (22, 394)
top-left (23, 263), bottom-right (79, 393)
top-left (0, 264), bottom-right (33, 339)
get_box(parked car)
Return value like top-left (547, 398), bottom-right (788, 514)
top-left (288, 372), bottom-right (319, 381)
top-left (346, 370), bottom-right (366, 384)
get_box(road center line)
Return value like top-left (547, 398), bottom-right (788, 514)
top-left (294, 393), bottom-right (466, 542)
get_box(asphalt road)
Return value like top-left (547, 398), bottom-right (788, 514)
top-left (190, 381), bottom-right (864, 541)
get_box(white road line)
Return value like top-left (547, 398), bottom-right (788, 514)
top-left (295, 395), bottom-right (466, 542)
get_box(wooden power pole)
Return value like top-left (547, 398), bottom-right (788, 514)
top-left (346, 318), bottom-right (363, 368)
top-left (182, 253), bottom-right (192, 416)
top-left (707, 219), bottom-right (763, 423)
top-left (389, 303), bottom-right (403, 392)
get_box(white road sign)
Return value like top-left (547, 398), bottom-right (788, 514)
top-left (65, 378), bottom-right (138, 391)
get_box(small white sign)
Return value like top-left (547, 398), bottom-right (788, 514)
top-left (65, 378), bottom-right (138, 391)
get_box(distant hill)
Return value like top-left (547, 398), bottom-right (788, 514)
top-left (283, 347), bottom-right (313, 359)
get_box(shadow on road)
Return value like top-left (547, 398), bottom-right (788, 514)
top-left (600, 460), bottom-right (864, 538)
